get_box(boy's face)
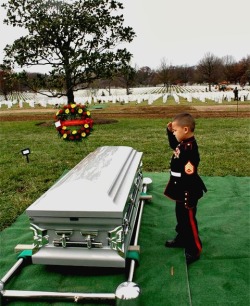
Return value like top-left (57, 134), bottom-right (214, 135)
top-left (172, 121), bottom-right (189, 142)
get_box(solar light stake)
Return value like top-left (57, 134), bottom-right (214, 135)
top-left (21, 148), bottom-right (31, 163)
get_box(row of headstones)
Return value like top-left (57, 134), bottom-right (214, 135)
top-left (0, 99), bottom-right (48, 108)
top-left (178, 91), bottom-right (249, 103)
top-left (0, 93), bottom-right (164, 108)
top-left (1, 88), bottom-right (249, 108)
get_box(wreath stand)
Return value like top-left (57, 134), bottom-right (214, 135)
top-left (0, 179), bottom-right (152, 305)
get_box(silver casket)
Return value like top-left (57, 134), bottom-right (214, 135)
top-left (26, 146), bottom-right (144, 268)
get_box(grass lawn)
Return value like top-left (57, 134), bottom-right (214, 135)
top-left (0, 104), bottom-right (249, 231)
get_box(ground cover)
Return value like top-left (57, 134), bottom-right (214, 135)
top-left (0, 103), bottom-right (249, 231)
top-left (0, 174), bottom-right (249, 306)
top-left (0, 102), bottom-right (249, 306)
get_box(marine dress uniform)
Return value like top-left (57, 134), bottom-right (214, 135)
top-left (164, 128), bottom-right (207, 262)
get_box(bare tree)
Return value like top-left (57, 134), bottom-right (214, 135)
top-left (238, 56), bottom-right (250, 86)
top-left (222, 55), bottom-right (236, 84)
top-left (175, 65), bottom-right (195, 85)
top-left (157, 58), bottom-right (175, 92)
top-left (135, 66), bottom-right (154, 86)
top-left (197, 52), bottom-right (222, 91)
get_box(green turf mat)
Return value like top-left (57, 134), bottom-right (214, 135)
top-left (0, 174), bottom-right (249, 306)
top-left (188, 176), bottom-right (250, 306)
top-left (188, 259), bottom-right (249, 306)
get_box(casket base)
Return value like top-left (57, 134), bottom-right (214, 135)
top-left (32, 247), bottom-right (125, 268)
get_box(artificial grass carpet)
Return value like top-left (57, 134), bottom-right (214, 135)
top-left (0, 174), bottom-right (249, 306)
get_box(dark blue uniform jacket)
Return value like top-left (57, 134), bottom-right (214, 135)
top-left (164, 129), bottom-right (207, 203)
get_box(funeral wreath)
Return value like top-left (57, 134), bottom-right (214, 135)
top-left (54, 103), bottom-right (94, 141)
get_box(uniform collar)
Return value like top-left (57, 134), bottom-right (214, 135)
top-left (181, 136), bottom-right (195, 144)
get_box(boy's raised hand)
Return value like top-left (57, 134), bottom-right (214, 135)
top-left (167, 122), bottom-right (173, 132)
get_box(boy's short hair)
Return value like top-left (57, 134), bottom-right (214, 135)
top-left (173, 113), bottom-right (195, 132)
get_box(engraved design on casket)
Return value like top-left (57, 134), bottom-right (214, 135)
top-left (108, 225), bottom-right (124, 257)
top-left (30, 223), bottom-right (49, 250)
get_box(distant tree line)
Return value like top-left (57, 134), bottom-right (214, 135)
top-left (1, 53), bottom-right (249, 100)
top-left (0, 0), bottom-right (249, 101)
top-left (130, 53), bottom-right (250, 92)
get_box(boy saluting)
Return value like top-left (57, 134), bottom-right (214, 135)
top-left (164, 113), bottom-right (207, 265)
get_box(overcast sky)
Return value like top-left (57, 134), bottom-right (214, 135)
top-left (0, 0), bottom-right (249, 72)
top-left (122, 0), bottom-right (249, 69)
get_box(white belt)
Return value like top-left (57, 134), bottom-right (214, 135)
top-left (171, 171), bottom-right (181, 177)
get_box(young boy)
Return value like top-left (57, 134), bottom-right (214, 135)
top-left (164, 113), bottom-right (207, 265)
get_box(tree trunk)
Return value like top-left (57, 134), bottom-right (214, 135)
top-left (108, 82), bottom-right (111, 95)
top-left (67, 87), bottom-right (74, 104)
top-left (126, 85), bottom-right (129, 95)
top-left (65, 72), bottom-right (74, 104)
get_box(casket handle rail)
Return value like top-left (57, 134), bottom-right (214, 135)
top-left (52, 231), bottom-right (103, 249)
top-left (123, 174), bottom-right (143, 235)
top-left (134, 171), bottom-right (142, 188)
top-left (109, 172), bottom-right (143, 257)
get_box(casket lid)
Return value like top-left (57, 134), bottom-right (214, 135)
top-left (26, 146), bottom-right (142, 218)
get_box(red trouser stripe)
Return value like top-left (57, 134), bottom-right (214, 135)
top-left (189, 209), bottom-right (202, 255)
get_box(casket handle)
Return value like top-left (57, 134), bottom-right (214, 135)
top-left (81, 231), bottom-right (99, 249)
top-left (55, 230), bottom-right (73, 248)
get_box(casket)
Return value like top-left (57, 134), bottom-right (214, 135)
top-left (26, 146), bottom-right (144, 268)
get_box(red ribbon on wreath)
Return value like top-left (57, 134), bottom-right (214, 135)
top-left (54, 103), bottom-right (94, 141)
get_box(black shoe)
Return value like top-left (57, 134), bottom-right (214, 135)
top-left (165, 239), bottom-right (185, 248)
top-left (185, 253), bottom-right (200, 265)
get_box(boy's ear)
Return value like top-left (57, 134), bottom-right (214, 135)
top-left (184, 126), bottom-right (189, 133)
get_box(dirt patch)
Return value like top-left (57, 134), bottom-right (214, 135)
top-left (92, 105), bottom-right (250, 119)
top-left (0, 104), bottom-right (249, 122)
top-left (93, 118), bottom-right (118, 124)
